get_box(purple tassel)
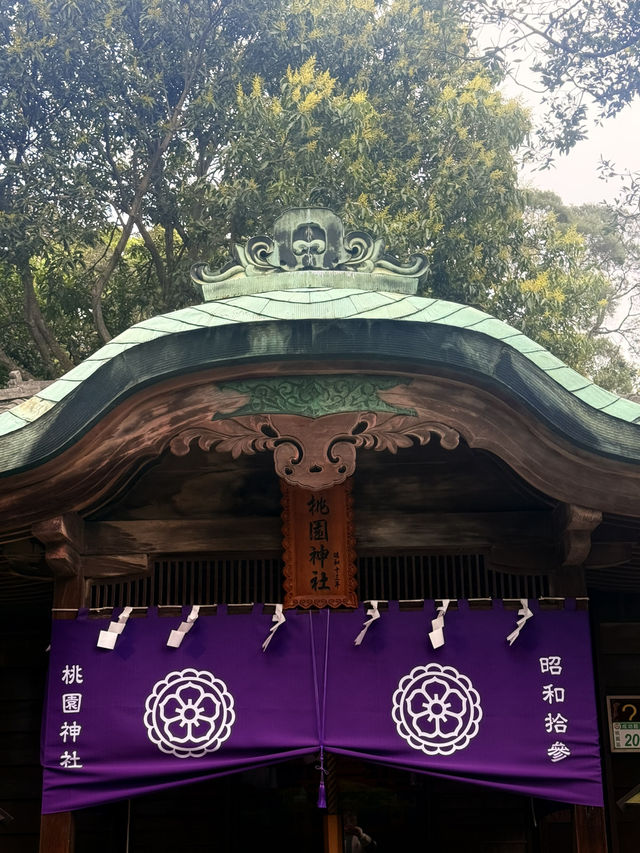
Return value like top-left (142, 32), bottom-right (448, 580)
top-left (317, 779), bottom-right (327, 809)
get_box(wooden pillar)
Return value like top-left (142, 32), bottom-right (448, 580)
top-left (324, 814), bottom-right (342, 853)
top-left (573, 805), bottom-right (608, 853)
top-left (39, 811), bottom-right (75, 853)
top-left (547, 510), bottom-right (609, 853)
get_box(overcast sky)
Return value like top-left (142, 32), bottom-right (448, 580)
top-left (489, 36), bottom-right (640, 207)
top-left (518, 99), bottom-right (640, 206)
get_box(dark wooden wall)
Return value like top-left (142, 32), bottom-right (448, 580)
top-left (0, 596), bottom-right (50, 853)
top-left (591, 591), bottom-right (640, 853)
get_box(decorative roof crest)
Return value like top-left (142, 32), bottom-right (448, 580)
top-left (191, 207), bottom-right (429, 300)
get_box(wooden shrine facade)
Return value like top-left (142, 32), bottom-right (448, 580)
top-left (1, 209), bottom-right (640, 852)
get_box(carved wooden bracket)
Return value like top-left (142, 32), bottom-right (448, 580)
top-left (554, 503), bottom-right (602, 566)
top-left (32, 514), bottom-right (84, 578)
top-left (32, 514), bottom-right (149, 581)
top-left (170, 411), bottom-right (460, 491)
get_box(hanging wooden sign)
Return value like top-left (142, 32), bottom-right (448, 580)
top-left (281, 479), bottom-right (357, 609)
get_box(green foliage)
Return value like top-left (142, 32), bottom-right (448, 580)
top-left (465, 1), bottom-right (640, 154)
top-left (0, 0), bottom-right (637, 394)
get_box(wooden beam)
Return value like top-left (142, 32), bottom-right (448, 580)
top-left (39, 811), bottom-right (74, 853)
top-left (6, 365), bottom-right (640, 537)
top-left (85, 517), bottom-right (281, 555)
top-left (487, 543), bottom-right (557, 573)
top-left (82, 554), bottom-right (149, 578)
top-left (84, 511), bottom-right (554, 556)
top-left (584, 542), bottom-right (633, 568)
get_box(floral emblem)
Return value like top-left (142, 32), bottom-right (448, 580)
top-left (392, 664), bottom-right (482, 755)
top-left (144, 669), bottom-right (235, 758)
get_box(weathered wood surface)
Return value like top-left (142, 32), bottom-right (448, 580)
top-left (3, 365), bottom-right (640, 538)
top-left (554, 504), bottom-right (602, 566)
top-left (13, 507), bottom-right (634, 582)
top-left (82, 511), bottom-right (554, 556)
top-left (32, 513), bottom-right (84, 578)
top-left (38, 812), bottom-right (74, 853)
top-left (0, 594), bottom-right (51, 853)
top-left (574, 806), bottom-right (609, 853)
top-left (324, 814), bottom-right (342, 853)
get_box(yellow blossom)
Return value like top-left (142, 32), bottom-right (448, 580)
top-left (521, 271), bottom-right (549, 294)
top-left (468, 74), bottom-right (491, 93)
top-left (251, 76), bottom-right (263, 98)
top-left (300, 91), bottom-right (321, 113)
top-left (288, 57), bottom-right (317, 87)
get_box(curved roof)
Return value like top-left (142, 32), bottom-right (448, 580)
top-left (1, 274), bottom-right (640, 478)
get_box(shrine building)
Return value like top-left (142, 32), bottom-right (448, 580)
top-left (1, 208), bottom-right (640, 853)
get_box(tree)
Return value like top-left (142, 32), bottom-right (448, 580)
top-left (465, 1), bottom-right (640, 154)
top-left (0, 0), bottom-right (636, 392)
top-left (0, 0), bottom-right (262, 377)
top-left (484, 191), bottom-right (637, 392)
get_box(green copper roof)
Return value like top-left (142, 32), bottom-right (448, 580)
top-left (1, 281), bottom-right (637, 439)
top-left (1, 277), bottom-right (640, 476)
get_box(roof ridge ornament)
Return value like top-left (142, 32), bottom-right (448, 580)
top-left (191, 207), bottom-right (429, 300)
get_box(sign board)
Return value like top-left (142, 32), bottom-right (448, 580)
top-left (607, 696), bottom-right (640, 752)
top-left (281, 480), bottom-right (357, 608)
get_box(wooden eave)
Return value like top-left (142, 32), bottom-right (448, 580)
top-left (1, 291), bottom-right (640, 539)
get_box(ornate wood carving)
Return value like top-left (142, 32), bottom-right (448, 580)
top-left (215, 375), bottom-right (416, 419)
top-left (170, 412), bottom-right (459, 491)
top-left (554, 503), bottom-right (602, 566)
top-left (6, 364), bottom-right (640, 535)
top-left (281, 480), bottom-right (357, 609)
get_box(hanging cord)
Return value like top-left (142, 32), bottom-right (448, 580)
top-left (125, 798), bottom-right (131, 853)
top-left (309, 610), bottom-right (331, 808)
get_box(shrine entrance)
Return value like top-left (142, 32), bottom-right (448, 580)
top-left (71, 757), bottom-right (541, 853)
top-left (5, 208), bottom-right (635, 853)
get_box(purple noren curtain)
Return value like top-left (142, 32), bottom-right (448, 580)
top-left (41, 601), bottom-right (603, 813)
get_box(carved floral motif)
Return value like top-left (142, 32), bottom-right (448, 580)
top-left (216, 376), bottom-right (416, 419)
top-left (170, 411), bottom-right (460, 491)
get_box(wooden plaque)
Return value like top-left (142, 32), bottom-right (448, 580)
top-left (281, 480), bottom-right (357, 608)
